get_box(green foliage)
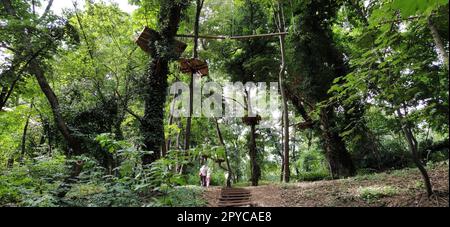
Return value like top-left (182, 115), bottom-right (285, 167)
top-left (358, 185), bottom-right (399, 201)
top-left (287, 0), bottom-right (345, 103)
top-left (1, 0), bottom-right (449, 208)
top-left (295, 149), bottom-right (331, 181)
top-left (147, 186), bottom-right (207, 207)
top-left (96, 133), bottom-right (130, 155)
top-left (370, 0), bottom-right (449, 25)
top-left (0, 155), bottom-right (66, 207)
top-left (297, 171), bottom-right (331, 182)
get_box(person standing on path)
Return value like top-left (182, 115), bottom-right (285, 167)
top-left (199, 164), bottom-right (209, 187)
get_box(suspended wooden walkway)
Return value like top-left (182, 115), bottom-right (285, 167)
top-left (218, 188), bottom-right (253, 207)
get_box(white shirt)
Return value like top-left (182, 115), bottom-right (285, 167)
top-left (200, 165), bottom-right (209, 176)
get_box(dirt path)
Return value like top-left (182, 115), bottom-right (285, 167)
top-left (203, 163), bottom-right (449, 207)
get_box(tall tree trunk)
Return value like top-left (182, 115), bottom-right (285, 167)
top-left (141, 59), bottom-right (168, 165)
top-left (31, 60), bottom-right (82, 156)
top-left (292, 128), bottom-right (300, 177)
top-left (184, 74), bottom-right (194, 153)
top-left (428, 17), bottom-right (449, 70)
top-left (249, 123), bottom-right (260, 186)
top-left (214, 118), bottom-right (233, 188)
top-left (233, 140), bottom-right (241, 183)
top-left (141, 2), bottom-right (188, 165)
top-left (276, 0), bottom-right (290, 183)
top-left (7, 158), bottom-right (14, 169)
top-left (31, 59), bottom-right (84, 198)
top-left (279, 125), bottom-right (285, 182)
top-left (19, 111), bottom-right (32, 163)
top-left (165, 92), bottom-right (179, 154)
top-left (320, 106), bottom-right (356, 178)
top-left (397, 109), bottom-right (433, 197)
top-left (184, 0), bottom-right (204, 154)
top-left (45, 119), bottom-right (53, 157)
top-left (0, 86), bottom-right (8, 111)
top-left (280, 157), bottom-right (284, 182)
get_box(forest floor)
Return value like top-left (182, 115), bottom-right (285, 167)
top-left (203, 162), bottom-right (449, 207)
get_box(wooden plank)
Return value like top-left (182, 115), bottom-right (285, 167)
top-left (218, 203), bottom-right (251, 206)
top-left (221, 194), bottom-right (251, 197)
top-left (218, 188), bottom-right (253, 207)
top-left (176, 32), bottom-right (288, 40)
top-left (222, 188), bottom-right (250, 191)
top-left (219, 198), bottom-right (251, 202)
top-left (220, 194), bottom-right (251, 197)
top-left (221, 188), bottom-right (250, 192)
top-left (221, 192), bottom-right (251, 195)
top-left (220, 197), bottom-right (251, 200)
top-left (218, 202), bottom-right (253, 207)
top-left (178, 58), bottom-right (209, 77)
top-left (136, 26), bottom-right (187, 55)
top-left (219, 201), bottom-right (251, 204)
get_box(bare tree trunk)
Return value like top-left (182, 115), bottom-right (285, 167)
top-left (7, 158), bottom-right (14, 169)
top-left (249, 123), bottom-right (261, 186)
top-left (0, 87), bottom-right (8, 111)
top-left (320, 106), bottom-right (356, 178)
top-left (280, 157), bottom-right (284, 182)
top-left (276, 1), bottom-right (290, 183)
top-left (19, 109), bottom-right (32, 163)
top-left (184, 74), bottom-right (194, 153)
top-left (165, 92), bottom-right (179, 154)
top-left (214, 118), bottom-right (233, 188)
top-left (31, 59), bottom-right (85, 199)
top-left (184, 0), bottom-right (204, 154)
top-left (31, 60), bottom-right (82, 156)
top-left (292, 127), bottom-right (300, 177)
top-left (46, 119), bottom-right (53, 157)
top-left (279, 124), bottom-right (285, 182)
top-left (428, 17), bottom-right (449, 70)
top-left (397, 109), bottom-right (433, 197)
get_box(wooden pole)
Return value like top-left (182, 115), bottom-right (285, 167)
top-left (276, 0), bottom-right (290, 183)
top-left (184, 0), bottom-right (204, 153)
top-left (176, 32), bottom-right (288, 40)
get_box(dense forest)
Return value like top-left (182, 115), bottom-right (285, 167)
top-left (0, 0), bottom-right (448, 207)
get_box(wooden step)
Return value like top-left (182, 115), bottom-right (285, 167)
top-left (220, 194), bottom-right (252, 198)
top-left (221, 191), bottom-right (251, 195)
top-left (218, 188), bottom-right (253, 207)
top-left (218, 201), bottom-right (253, 207)
top-left (219, 197), bottom-right (251, 201)
top-left (222, 188), bottom-right (249, 190)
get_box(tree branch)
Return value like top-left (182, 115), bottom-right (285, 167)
top-left (38, 0), bottom-right (54, 21)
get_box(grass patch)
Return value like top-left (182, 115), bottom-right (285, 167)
top-left (297, 171), bottom-right (331, 182)
top-left (358, 185), bottom-right (399, 201)
top-left (66, 184), bottom-right (107, 198)
top-left (146, 185), bottom-right (207, 207)
top-left (388, 168), bottom-right (415, 177)
top-left (232, 181), bottom-right (273, 187)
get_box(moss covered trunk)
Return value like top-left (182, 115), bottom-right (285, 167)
top-left (140, 1), bottom-right (188, 165)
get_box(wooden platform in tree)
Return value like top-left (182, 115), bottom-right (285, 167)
top-left (179, 58), bottom-right (209, 77)
top-left (135, 26), bottom-right (187, 56)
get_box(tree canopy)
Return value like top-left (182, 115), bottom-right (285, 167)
top-left (0, 0), bottom-right (448, 207)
